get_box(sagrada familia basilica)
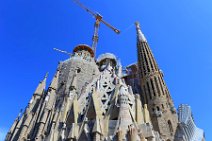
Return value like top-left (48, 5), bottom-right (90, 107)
top-left (5, 1), bottom-right (205, 141)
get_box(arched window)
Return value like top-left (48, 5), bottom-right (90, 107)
top-left (156, 106), bottom-right (160, 111)
top-left (146, 82), bottom-right (152, 100)
top-left (150, 78), bottom-right (156, 97)
top-left (162, 104), bottom-right (164, 109)
top-left (154, 76), bottom-right (161, 96)
top-left (168, 120), bottom-right (173, 133)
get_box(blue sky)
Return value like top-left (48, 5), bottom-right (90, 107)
top-left (0, 0), bottom-right (212, 140)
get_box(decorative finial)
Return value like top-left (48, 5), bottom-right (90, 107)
top-left (44, 72), bottom-right (49, 79)
top-left (135, 21), bottom-right (147, 42)
top-left (18, 109), bottom-right (23, 119)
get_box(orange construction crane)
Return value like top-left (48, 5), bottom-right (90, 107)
top-left (73, 0), bottom-right (120, 56)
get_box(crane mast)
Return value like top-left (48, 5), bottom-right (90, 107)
top-left (73, 0), bottom-right (120, 56)
top-left (92, 14), bottom-right (101, 56)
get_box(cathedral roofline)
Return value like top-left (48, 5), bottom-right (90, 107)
top-left (96, 53), bottom-right (117, 64)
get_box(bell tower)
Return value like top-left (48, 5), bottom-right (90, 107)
top-left (135, 22), bottom-right (178, 140)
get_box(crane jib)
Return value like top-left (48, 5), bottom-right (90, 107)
top-left (72, 0), bottom-right (120, 56)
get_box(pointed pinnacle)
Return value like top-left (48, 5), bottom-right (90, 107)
top-left (18, 109), bottom-right (23, 119)
top-left (34, 73), bottom-right (47, 95)
top-left (49, 69), bottom-right (60, 90)
top-left (44, 72), bottom-right (49, 79)
top-left (40, 72), bottom-right (48, 85)
top-left (135, 21), bottom-right (147, 42)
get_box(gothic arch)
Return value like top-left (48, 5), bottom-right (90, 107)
top-left (168, 120), bottom-right (173, 133)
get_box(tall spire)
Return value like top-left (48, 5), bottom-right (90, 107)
top-left (135, 22), bottom-right (178, 140)
top-left (5, 109), bottom-right (23, 141)
top-left (13, 73), bottom-right (48, 140)
top-left (135, 22), bottom-right (159, 76)
top-left (34, 69), bottom-right (60, 139)
top-left (45, 69), bottom-right (60, 109)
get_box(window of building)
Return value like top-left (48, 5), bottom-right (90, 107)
top-left (154, 76), bottom-right (161, 96)
top-left (146, 82), bottom-right (152, 100)
top-left (162, 104), bottom-right (164, 109)
top-left (168, 120), bottom-right (173, 133)
top-left (157, 106), bottom-right (160, 111)
top-left (150, 79), bottom-right (156, 97)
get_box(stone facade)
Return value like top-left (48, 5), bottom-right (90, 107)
top-left (135, 22), bottom-right (178, 141)
top-left (5, 23), bottom-right (205, 141)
